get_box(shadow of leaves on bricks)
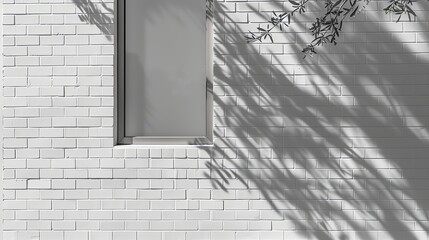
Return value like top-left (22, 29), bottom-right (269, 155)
top-left (200, 1), bottom-right (429, 240)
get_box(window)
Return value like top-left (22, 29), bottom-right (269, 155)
top-left (117, 0), bottom-right (213, 145)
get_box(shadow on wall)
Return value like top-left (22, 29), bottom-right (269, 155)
top-left (74, 0), bottom-right (429, 239)
top-left (200, 1), bottom-right (429, 240)
top-left (73, 0), bottom-right (114, 40)
top-left (73, 0), bottom-right (211, 40)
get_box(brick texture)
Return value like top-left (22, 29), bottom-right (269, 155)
top-left (2, 0), bottom-right (429, 240)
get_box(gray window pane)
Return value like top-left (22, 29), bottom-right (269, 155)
top-left (124, 0), bottom-right (206, 137)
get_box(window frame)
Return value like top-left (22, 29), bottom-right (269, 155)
top-left (115, 0), bottom-right (214, 146)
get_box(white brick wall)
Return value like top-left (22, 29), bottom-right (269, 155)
top-left (2, 0), bottom-right (429, 240)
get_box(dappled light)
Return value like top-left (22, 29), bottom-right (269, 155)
top-left (200, 1), bottom-right (429, 239)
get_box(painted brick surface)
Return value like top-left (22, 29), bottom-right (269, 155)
top-left (2, 0), bottom-right (429, 240)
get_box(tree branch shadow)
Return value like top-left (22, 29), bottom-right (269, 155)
top-left (201, 1), bottom-right (429, 239)
top-left (73, 0), bottom-right (114, 40)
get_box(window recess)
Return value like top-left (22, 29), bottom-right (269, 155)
top-left (117, 0), bottom-right (214, 145)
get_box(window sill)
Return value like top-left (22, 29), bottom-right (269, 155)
top-left (116, 136), bottom-right (213, 148)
